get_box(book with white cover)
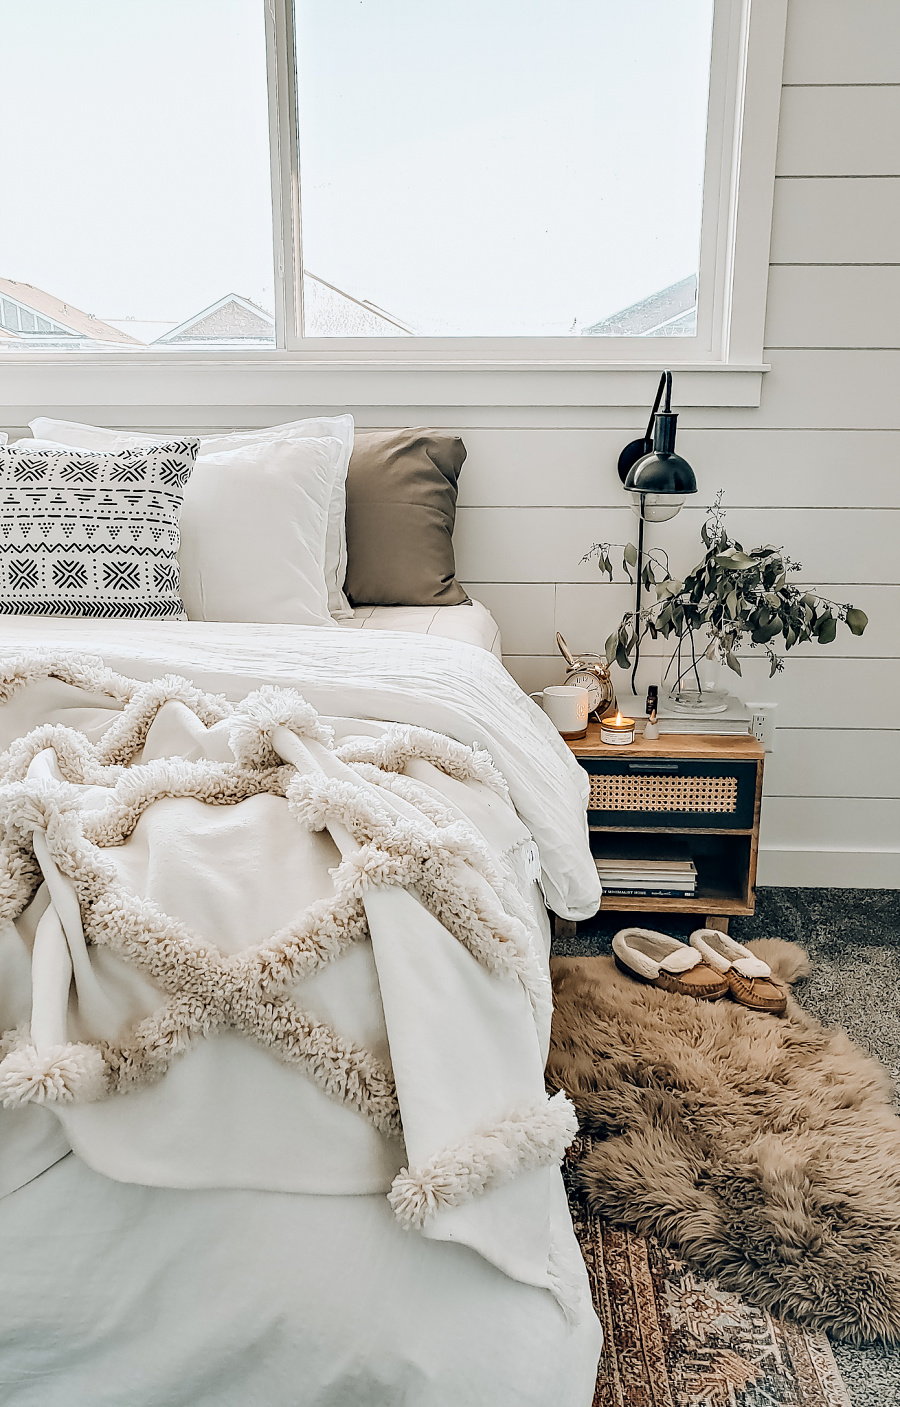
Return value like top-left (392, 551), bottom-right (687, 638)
top-left (616, 691), bottom-right (751, 735)
top-left (594, 839), bottom-right (698, 892)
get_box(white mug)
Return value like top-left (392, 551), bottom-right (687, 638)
top-left (530, 684), bottom-right (590, 738)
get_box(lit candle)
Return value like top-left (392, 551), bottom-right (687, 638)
top-left (600, 710), bottom-right (635, 746)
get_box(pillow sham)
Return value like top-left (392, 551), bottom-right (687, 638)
top-left (27, 435), bottom-right (340, 627)
top-left (344, 429), bottom-right (469, 607)
top-left (0, 439), bottom-right (197, 618)
top-left (30, 415), bottom-right (354, 618)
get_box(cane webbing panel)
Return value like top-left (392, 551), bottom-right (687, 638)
top-left (588, 771), bottom-right (738, 814)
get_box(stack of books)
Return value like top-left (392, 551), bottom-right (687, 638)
top-left (594, 839), bottom-right (698, 898)
top-left (615, 691), bottom-right (751, 736)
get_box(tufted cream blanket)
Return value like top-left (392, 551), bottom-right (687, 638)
top-left (0, 651), bottom-right (587, 1315)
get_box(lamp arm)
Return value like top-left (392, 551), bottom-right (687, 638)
top-left (643, 371), bottom-right (669, 445)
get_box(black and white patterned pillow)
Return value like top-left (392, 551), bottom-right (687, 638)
top-left (0, 439), bottom-right (198, 618)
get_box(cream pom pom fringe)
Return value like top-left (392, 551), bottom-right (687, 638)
top-left (0, 653), bottom-right (551, 1213)
top-left (388, 1091), bottom-right (579, 1230)
top-left (0, 1035), bottom-right (108, 1109)
top-left (227, 685), bottom-right (335, 769)
top-left (336, 726), bottom-right (510, 800)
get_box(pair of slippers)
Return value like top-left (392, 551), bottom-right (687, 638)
top-left (612, 927), bottom-right (788, 1014)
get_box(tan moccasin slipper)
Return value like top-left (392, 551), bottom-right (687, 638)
top-left (612, 928), bottom-right (729, 1000)
top-left (689, 929), bottom-right (788, 1014)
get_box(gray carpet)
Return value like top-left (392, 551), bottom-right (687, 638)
top-left (552, 886), bottom-right (900, 1407)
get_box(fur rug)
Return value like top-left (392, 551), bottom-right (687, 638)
top-left (548, 940), bottom-right (900, 1345)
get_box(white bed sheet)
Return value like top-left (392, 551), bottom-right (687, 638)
top-left (341, 599), bottom-right (502, 657)
top-left (0, 1155), bottom-right (601, 1407)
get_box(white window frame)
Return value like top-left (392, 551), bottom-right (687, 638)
top-left (0, 0), bottom-right (786, 422)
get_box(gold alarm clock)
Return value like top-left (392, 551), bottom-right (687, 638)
top-left (556, 634), bottom-right (617, 719)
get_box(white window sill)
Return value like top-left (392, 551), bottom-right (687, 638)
top-left (0, 353), bottom-right (769, 416)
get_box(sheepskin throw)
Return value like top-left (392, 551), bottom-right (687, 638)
top-left (565, 1150), bottom-right (851, 1407)
top-left (548, 944), bottom-right (900, 1345)
top-left (0, 651), bottom-right (582, 1312)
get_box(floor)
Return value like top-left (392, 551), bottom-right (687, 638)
top-left (551, 885), bottom-right (900, 1407)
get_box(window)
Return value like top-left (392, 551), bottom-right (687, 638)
top-left (0, 0), bottom-right (786, 394)
top-left (295, 0), bottom-right (713, 339)
top-left (0, 0), bottom-right (275, 350)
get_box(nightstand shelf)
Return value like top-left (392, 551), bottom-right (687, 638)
top-left (560, 724), bottom-right (765, 935)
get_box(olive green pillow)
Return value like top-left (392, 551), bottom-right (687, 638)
top-left (344, 429), bottom-right (470, 607)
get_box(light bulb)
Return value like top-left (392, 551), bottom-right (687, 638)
top-left (630, 491), bottom-right (684, 522)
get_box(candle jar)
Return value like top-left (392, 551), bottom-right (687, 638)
top-left (600, 712), bottom-right (635, 746)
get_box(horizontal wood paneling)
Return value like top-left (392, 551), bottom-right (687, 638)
top-left (702, 351), bottom-right (900, 430)
top-left (760, 796), bottom-right (900, 852)
top-left (766, 266), bottom-right (900, 348)
top-left (758, 849), bottom-right (900, 888)
top-left (770, 177), bottom-right (900, 263)
top-left (458, 429), bottom-right (900, 509)
top-left (776, 87), bottom-right (900, 176)
top-left (455, 507), bottom-right (898, 585)
top-left (763, 729), bottom-right (900, 799)
top-left (461, 584), bottom-right (555, 656)
top-left (782, 0), bottom-right (900, 84)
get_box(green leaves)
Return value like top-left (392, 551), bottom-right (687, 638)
top-left (583, 501), bottom-right (873, 683)
top-left (581, 542), bottom-right (614, 579)
top-left (815, 612), bottom-right (837, 645)
top-left (714, 550), bottom-right (755, 570)
top-left (724, 647), bottom-right (742, 677)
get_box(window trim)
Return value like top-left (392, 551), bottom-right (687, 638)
top-left (0, 0), bottom-right (787, 415)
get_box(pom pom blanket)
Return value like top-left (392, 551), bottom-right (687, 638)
top-left (0, 650), bottom-right (588, 1316)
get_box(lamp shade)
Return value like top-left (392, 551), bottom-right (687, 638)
top-left (624, 449), bottom-right (697, 496)
top-left (623, 402), bottom-right (697, 519)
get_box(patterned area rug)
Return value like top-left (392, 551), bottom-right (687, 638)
top-left (566, 1140), bottom-right (851, 1407)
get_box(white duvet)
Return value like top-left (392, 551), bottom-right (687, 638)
top-left (0, 624), bottom-right (602, 1407)
top-left (0, 618), bottom-right (600, 920)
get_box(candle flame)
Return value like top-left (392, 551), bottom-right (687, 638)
top-left (614, 711), bottom-right (623, 724)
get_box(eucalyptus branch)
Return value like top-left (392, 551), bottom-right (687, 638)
top-left (584, 499), bottom-right (868, 683)
top-left (582, 540), bottom-right (671, 588)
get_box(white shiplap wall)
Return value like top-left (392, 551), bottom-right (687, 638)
top-left (1, 1), bottom-right (897, 887)
top-left (453, 0), bottom-right (900, 888)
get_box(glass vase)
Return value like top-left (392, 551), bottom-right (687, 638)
top-left (665, 634), bottom-right (730, 714)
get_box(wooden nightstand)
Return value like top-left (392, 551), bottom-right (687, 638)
top-left (556, 723), bottom-right (764, 940)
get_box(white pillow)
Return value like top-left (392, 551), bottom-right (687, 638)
top-left (27, 434), bottom-right (339, 626)
top-left (29, 415), bottom-right (354, 618)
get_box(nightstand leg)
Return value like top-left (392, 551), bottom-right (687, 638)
top-left (553, 917), bottom-right (578, 942)
top-left (704, 915), bottom-right (730, 934)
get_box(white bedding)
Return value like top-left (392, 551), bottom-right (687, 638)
top-left (0, 620), bottom-right (598, 920)
top-left (0, 626), bottom-right (602, 1407)
top-left (2, 1158), bottom-right (602, 1407)
top-left (342, 599), bottom-right (502, 657)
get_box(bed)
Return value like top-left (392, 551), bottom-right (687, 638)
top-left (0, 425), bottom-right (603, 1406)
top-left (0, 618), bottom-right (603, 1407)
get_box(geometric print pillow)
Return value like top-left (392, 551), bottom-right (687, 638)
top-left (0, 439), bottom-right (198, 618)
